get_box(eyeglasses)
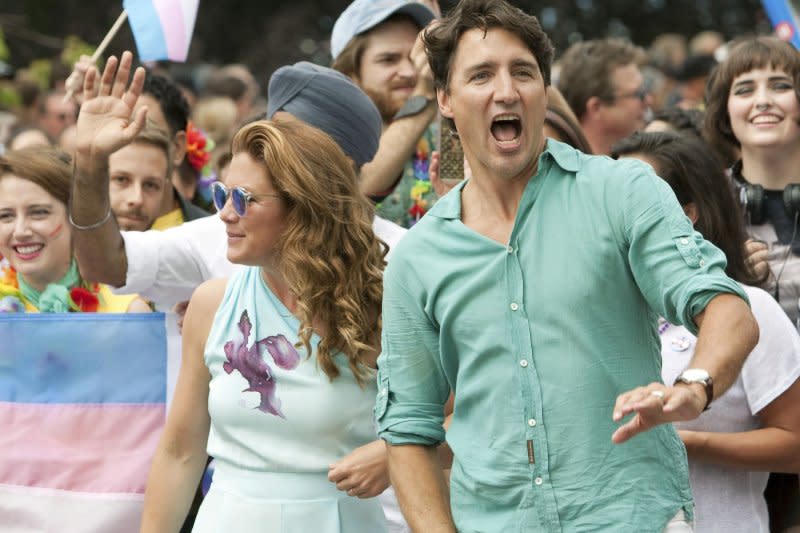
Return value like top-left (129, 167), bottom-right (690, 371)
top-left (211, 182), bottom-right (281, 217)
top-left (612, 86), bottom-right (648, 103)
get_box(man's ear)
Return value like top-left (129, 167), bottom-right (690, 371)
top-left (172, 130), bottom-right (187, 166)
top-left (438, 87), bottom-right (453, 119)
top-left (585, 96), bottom-right (603, 118)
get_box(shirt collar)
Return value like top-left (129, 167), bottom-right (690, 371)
top-left (427, 139), bottom-right (581, 221)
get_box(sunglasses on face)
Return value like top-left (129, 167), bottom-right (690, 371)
top-left (211, 182), bottom-right (281, 217)
top-left (613, 86), bottom-right (649, 103)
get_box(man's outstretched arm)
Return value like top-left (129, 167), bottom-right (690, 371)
top-left (70, 51), bottom-right (146, 286)
top-left (387, 443), bottom-right (455, 533)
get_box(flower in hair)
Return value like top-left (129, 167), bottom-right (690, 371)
top-left (186, 121), bottom-right (213, 172)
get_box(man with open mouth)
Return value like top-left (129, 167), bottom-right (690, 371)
top-left (376, 1), bottom-right (759, 532)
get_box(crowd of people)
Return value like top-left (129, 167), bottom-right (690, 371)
top-left (2, 0), bottom-right (800, 531)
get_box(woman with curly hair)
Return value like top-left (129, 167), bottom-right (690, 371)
top-left (147, 118), bottom-right (388, 532)
top-left (149, 120), bottom-right (388, 531)
top-left (144, 124), bottom-right (386, 533)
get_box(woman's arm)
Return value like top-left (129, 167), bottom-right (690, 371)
top-left (328, 392), bottom-right (456, 498)
top-left (680, 378), bottom-right (800, 473)
top-left (139, 278), bottom-right (226, 532)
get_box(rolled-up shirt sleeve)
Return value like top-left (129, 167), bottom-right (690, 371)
top-left (620, 162), bottom-right (748, 334)
top-left (376, 256), bottom-right (450, 446)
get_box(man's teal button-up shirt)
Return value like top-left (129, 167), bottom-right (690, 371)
top-left (376, 140), bottom-right (748, 532)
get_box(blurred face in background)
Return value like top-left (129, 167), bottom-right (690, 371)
top-left (39, 94), bottom-right (77, 142)
top-left (600, 63), bottom-right (651, 140)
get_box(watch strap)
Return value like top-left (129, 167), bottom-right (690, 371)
top-left (393, 95), bottom-right (434, 121)
top-left (674, 374), bottom-right (714, 411)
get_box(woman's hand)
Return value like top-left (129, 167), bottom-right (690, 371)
top-left (744, 239), bottom-right (771, 280)
top-left (75, 51), bottom-right (147, 159)
top-left (328, 440), bottom-right (390, 499)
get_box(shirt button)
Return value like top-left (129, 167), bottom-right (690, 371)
top-left (680, 238), bottom-right (689, 245)
top-left (528, 418), bottom-right (537, 427)
top-left (507, 245), bottom-right (514, 254)
top-left (535, 477), bottom-right (543, 485)
top-left (510, 302), bottom-right (519, 311)
top-left (381, 388), bottom-right (387, 396)
top-left (699, 259), bottom-right (705, 267)
top-left (520, 359), bottom-right (529, 368)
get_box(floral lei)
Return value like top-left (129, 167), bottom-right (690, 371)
top-left (408, 136), bottom-right (433, 224)
top-left (0, 263), bottom-right (101, 313)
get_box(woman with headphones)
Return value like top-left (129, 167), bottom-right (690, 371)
top-left (704, 36), bottom-right (800, 325)
top-left (704, 40), bottom-right (800, 531)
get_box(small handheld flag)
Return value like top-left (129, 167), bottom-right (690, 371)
top-left (124, 0), bottom-right (200, 62)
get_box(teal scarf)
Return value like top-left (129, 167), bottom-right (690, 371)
top-left (17, 260), bottom-right (81, 313)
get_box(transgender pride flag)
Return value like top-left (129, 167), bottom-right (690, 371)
top-left (0, 314), bottom-right (167, 533)
top-left (124, 0), bottom-right (200, 61)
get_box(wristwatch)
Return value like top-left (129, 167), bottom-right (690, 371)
top-left (674, 368), bottom-right (714, 411)
top-left (393, 95), bottom-right (435, 121)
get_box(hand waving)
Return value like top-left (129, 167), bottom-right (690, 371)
top-left (75, 51), bottom-right (147, 158)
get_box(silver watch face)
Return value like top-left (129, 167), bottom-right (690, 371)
top-left (681, 368), bottom-right (710, 382)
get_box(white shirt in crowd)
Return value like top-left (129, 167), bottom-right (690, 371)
top-left (116, 214), bottom-right (407, 308)
top-left (661, 284), bottom-right (800, 533)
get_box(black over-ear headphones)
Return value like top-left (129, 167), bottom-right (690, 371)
top-left (736, 180), bottom-right (800, 226)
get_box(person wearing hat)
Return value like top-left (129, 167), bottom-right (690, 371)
top-left (332, 0), bottom-right (441, 228)
top-left (70, 53), bottom-right (405, 311)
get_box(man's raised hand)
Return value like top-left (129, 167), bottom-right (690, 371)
top-left (75, 51), bottom-right (147, 159)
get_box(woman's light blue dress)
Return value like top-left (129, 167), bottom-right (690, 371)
top-left (192, 266), bottom-right (387, 533)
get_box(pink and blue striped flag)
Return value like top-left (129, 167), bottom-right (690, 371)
top-left (0, 313), bottom-right (167, 533)
top-left (124, 0), bottom-right (200, 62)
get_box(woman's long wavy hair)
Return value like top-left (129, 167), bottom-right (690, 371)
top-left (231, 119), bottom-right (386, 384)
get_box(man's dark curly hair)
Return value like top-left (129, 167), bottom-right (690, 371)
top-left (143, 71), bottom-right (190, 135)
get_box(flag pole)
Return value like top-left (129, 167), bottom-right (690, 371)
top-left (64, 10), bottom-right (129, 101)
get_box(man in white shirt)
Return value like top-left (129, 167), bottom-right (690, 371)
top-left (70, 56), bottom-right (406, 309)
